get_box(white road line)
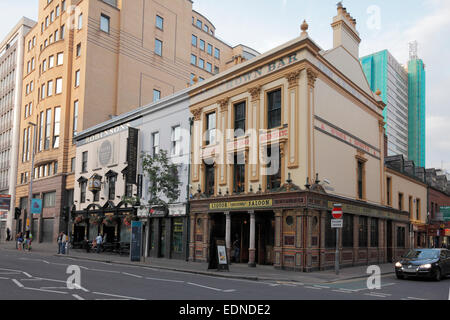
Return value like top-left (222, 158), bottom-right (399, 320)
top-left (0, 272), bottom-right (21, 275)
top-left (223, 289), bottom-right (236, 293)
top-left (122, 272), bottom-right (143, 278)
top-left (0, 277), bottom-right (10, 280)
top-left (92, 291), bottom-right (145, 301)
top-left (187, 282), bottom-right (226, 292)
top-left (305, 286), bottom-right (322, 290)
top-left (364, 293), bottom-right (390, 298)
top-left (22, 272), bottom-right (32, 278)
top-left (41, 286), bottom-right (69, 290)
top-left (90, 269), bottom-right (120, 274)
top-left (73, 294), bottom-right (85, 300)
top-left (314, 285), bottom-right (330, 289)
top-left (407, 297), bottom-right (427, 300)
top-left (23, 287), bottom-right (68, 295)
top-left (12, 279), bottom-right (24, 288)
top-left (145, 277), bottom-right (184, 283)
top-left (332, 289), bottom-right (353, 294)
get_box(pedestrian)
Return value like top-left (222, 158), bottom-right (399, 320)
top-left (61, 232), bottom-right (67, 254)
top-left (25, 233), bottom-right (32, 252)
top-left (6, 228), bottom-right (11, 241)
top-left (232, 235), bottom-right (240, 263)
top-left (17, 232), bottom-right (23, 251)
top-left (57, 232), bottom-right (63, 254)
top-left (95, 234), bottom-right (103, 253)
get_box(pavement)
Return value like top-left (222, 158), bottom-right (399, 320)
top-left (0, 241), bottom-right (395, 285)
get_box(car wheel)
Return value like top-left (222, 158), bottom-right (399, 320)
top-left (434, 268), bottom-right (442, 281)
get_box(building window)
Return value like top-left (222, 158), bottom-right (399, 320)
top-left (80, 180), bottom-right (87, 203)
top-left (108, 174), bottom-right (117, 200)
top-left (156, 15), bottom-right (163, 30)
top-left (205, 112), bottom-right (216, 146)
top-left (38, 111), bottom-right (44, 152)
top-left (203, 24), bottom-right (209, 33)
top-left (78, 13), bottom-right (83, 30)
top-left (71, 157), bottom-right (76, 172)
top-left (196, 20), bottom-right (202, 29)
top-left (53, 107), bottom-right (60, 148)
top-left (398, 193), bottom-right (404, 211)
top-left (359, 216), bottom-right (368, 248)
top-left (325, 213), bottom-right (337, 248)
top-left (76, 43), bottom-right (81, 57)
top-left (204, 162), bottom-right (214, 196)
top-left (267, 89), bottom-right (281, 129)
top-left (408, 196), bottom-right (413, 218)
top-left (386, 177), bottom-right (392, 206)
top-left (234, 101), bottom-right (246, 137)
top-left (266, 145), bottom-right (281, 191)
top-left (233, 153), bottom-right (245, 193)
top-left (397, 227), bottom-right (406, 248)
top-left (214, 48), bottom-right (220, 59)
top-left (41, 83), bottom-right (46, 100)
top-left (214, 66), bottom-right (219, 74)
top-left (54, 29), bottom-right (59, 42)
top-left (75, 70), bottom-right (80, 87)
top-left (149, 132), bottom-right (160, 157)
top-left (171, 126), bottom-right (181, 156)
top-left (155, 39), bottom-right (162, 56)
top-left (100, 14), bottom-right (110, 33)
top-left (57, 52), bottom-right (63, 65)
top-left (93, 190), bottom-right (100, 202)
top-left (207, 44), bottom-right (212, 55)
top-left (191, 34), bottom-right (197, 47)
top-left (342, 215), bottom-right (353, 248)
top-left (81, 151), bottom-right (88, 173)
top-left (49, 55), bottom-right (55, 68)
top-left (357, 160), bottom-right (365, 200)
top-left (416, 198), bottom-right (421, 220)
top-left (43, 192), bottom-right (56, 208)
top-left (55, 78), bottom-right (62, 94)
top-left (206, 62), bottom-right (212, 73)
top-left (42, 59), bottom-right (47, 72)
top-left (47, 80), bottom-right (53, 97)
top-left (73, 100), bottom-right (79, 137)
top-left (199, 39), bottom-right (205, 51)
top-left (198, 58), bottom-right (204, 69)
top-left (190, 54), bottom-right (197, 66)
top-left (44, 109), bottom-right (52, 150)
top-left (60, 25), bottom-right (65, 40)
top-left (153, 89), bottom-right (161, 102)
top-left (55, 5), bottom-right (60, 17)
top-left (371, 218), bottom-right (379, 247)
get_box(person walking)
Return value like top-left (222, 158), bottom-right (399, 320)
top-left (17, 232), bottom-right (24, 251)
top-left (57, 232), bottom-right (63, 254)
top-left (232, 235), bottom-right (240, 263)
top-left (6, 228), bottom-right (11, 241)
top-left (95, 234), bottom-right (103, 253)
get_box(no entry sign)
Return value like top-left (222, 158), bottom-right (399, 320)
top-left (332, 204), bottom-right (343, 219)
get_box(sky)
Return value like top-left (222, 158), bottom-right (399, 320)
top-left (1, 0), bottom-right (449, 172)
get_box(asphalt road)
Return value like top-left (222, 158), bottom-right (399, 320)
top-left (0, 248), bottom-right (449, 301)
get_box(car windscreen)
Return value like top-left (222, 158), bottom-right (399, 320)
top-left (404, 250), bottom-right (440, 260)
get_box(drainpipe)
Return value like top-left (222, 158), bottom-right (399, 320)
top-left (185, 117), bottom-right (194, 261)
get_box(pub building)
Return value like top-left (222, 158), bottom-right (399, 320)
top-left (72, 90), bottom-right (192, 259)
top-left (187, 5), bottom-right (415, 271)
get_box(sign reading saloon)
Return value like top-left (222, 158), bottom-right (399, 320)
top-left (210, 199), bottom-right (272, 211)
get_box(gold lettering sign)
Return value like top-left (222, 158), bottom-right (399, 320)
top-left (210, 199), bottom-right (273, 210)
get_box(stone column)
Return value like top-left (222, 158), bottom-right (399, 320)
top-left (225, 212), bottom-right (231, 260)
top-left (319, 210), bottom-right (327, 270)
top-left (248, 211), bottom-right (256, 267)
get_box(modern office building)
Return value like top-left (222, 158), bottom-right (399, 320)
top-left (0, 17), bottom-right (36, 236)
top-left (14, 0), bottom-right (257, 243)
top-left (361, 44), bottom-right (426, 167)
top-left (360, 50), bottom-right (409, 158)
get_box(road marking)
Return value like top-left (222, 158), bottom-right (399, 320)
top-left (145, 277), bottom-right (184, 283)
top-left (92, 291), bottom-right (145, 301)
top-left (407, 297), bottom-right (427, 300)
top-left (12, 279), bottom-right (24, 288)
top-left (73, 294), bottom-right (85, 300)
top-left (0, 277), bottom-right (10, 280)
top-left (187, 282), bottom-right (228, 292)
top-left (305, 286), bottom-right (322, 290)
top-left (0, 272), bottom-right (21, 275)
top-left (364, 292), bottom-right (391, 298)
top-left (314, 285), bottom-right (330, 289)
top-left (223, 289), bottom-right (236, 293)
top-left (90, 269), bottom-right (120, 274)
top-left (332, 289), bottom-right (354, 294)
top-left (122, 272), bottom-right (143, 278)
top-left (23, 287), bottom-right (68, 295)
top-left (22, 272), bottom-right (32, 278)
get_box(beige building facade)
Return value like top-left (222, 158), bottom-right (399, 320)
top-left (187, 5), bottom-right (415, 271)
top-left (15, 0), bottom-right (257, 242)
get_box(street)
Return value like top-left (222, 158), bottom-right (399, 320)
top-left (0, 248), bottom-right (449, 300)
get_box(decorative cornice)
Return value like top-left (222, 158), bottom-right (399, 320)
top-left (248, 85), bottom-right (262, 101)
top-left (217, 97), bottom-right (230, 113)
top-left (307, 68), bottom-right (318, 88)
top-left (191, 107), bottom-right (203, 121)
top-left (285, 70), bottom-right (302, 88)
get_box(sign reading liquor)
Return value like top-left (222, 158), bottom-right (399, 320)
top-left (210, 199), bottom-right (272, 211)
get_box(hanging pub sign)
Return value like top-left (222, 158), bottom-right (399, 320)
top-left (126, 127), bottom-right (139, 185)
top-left (88, 175), bottom-right (102, 191)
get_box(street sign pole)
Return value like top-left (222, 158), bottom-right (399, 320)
top-left (335, 227), bottom-right (339, 275)
top-left (332, 204), bottom-right (343, 276)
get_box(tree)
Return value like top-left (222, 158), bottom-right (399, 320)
top-left (140, 149), bottom-right (181, 209)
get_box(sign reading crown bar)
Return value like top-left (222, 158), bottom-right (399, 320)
top-left (210, 199), bottom-right (272, 211)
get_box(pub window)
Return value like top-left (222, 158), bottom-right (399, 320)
top-left (325, 213), bottom-right (337, 248)
top-left (204, 162), bottom-right (215, 196)
top-left (233, 153), bottom-right (245, 194)
top-left (80, 180), bottom-right (87, 203)
top-left (358, 216), bottom-right (368, 248)
top-left (370, 218), bottom-right (379, 247)
top-left (107, 173), bottom-right (117, 201)
top-left (205, 112), bottom-right (216, 146)
top-left (398, 193), bottom-right (404, 211)
top-left (152, 132), bottom-right (160, 155)
top-left (267, 89), bottom-right (281, 129)
top-left (408, 196), bottom-right (413, 218)
top-left (416, 198), bottom-right (421, 220)
top-left (266, 145), bottom-right (281, 191)
top-left (125, 183), bottom-right (133, 198)
top-left (342, 214), bottom-right (353, 248)
top-left (234, 101), bottom-right (246, 137)
top-left (81, 151), bottom-right (88, 172)
top-left (93, 190), bottom-right (99, 202)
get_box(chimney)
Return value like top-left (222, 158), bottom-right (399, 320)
top-left (331, 2), bottom-right (361, 58)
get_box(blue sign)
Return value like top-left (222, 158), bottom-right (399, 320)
top-left (31, 199), bottom-right (42, 214)
top-left (130, 221), bottom-right (142, 262)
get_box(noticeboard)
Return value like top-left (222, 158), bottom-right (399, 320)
top-left (130, 221), bottom-right (142, 262)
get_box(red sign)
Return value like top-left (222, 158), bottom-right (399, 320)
top-left (332, 205), bottom-right (343, 219)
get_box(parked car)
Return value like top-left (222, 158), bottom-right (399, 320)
top-left (394, 249), bottom-right (450, 281)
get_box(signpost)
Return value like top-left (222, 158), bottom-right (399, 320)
top-left (332, 204), bottom-right (343, 275)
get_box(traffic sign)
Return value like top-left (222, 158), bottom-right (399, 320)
top-left (331, 219), bottom-right (343, 228)
top-left (332, 204), bottom-right (343, 219)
